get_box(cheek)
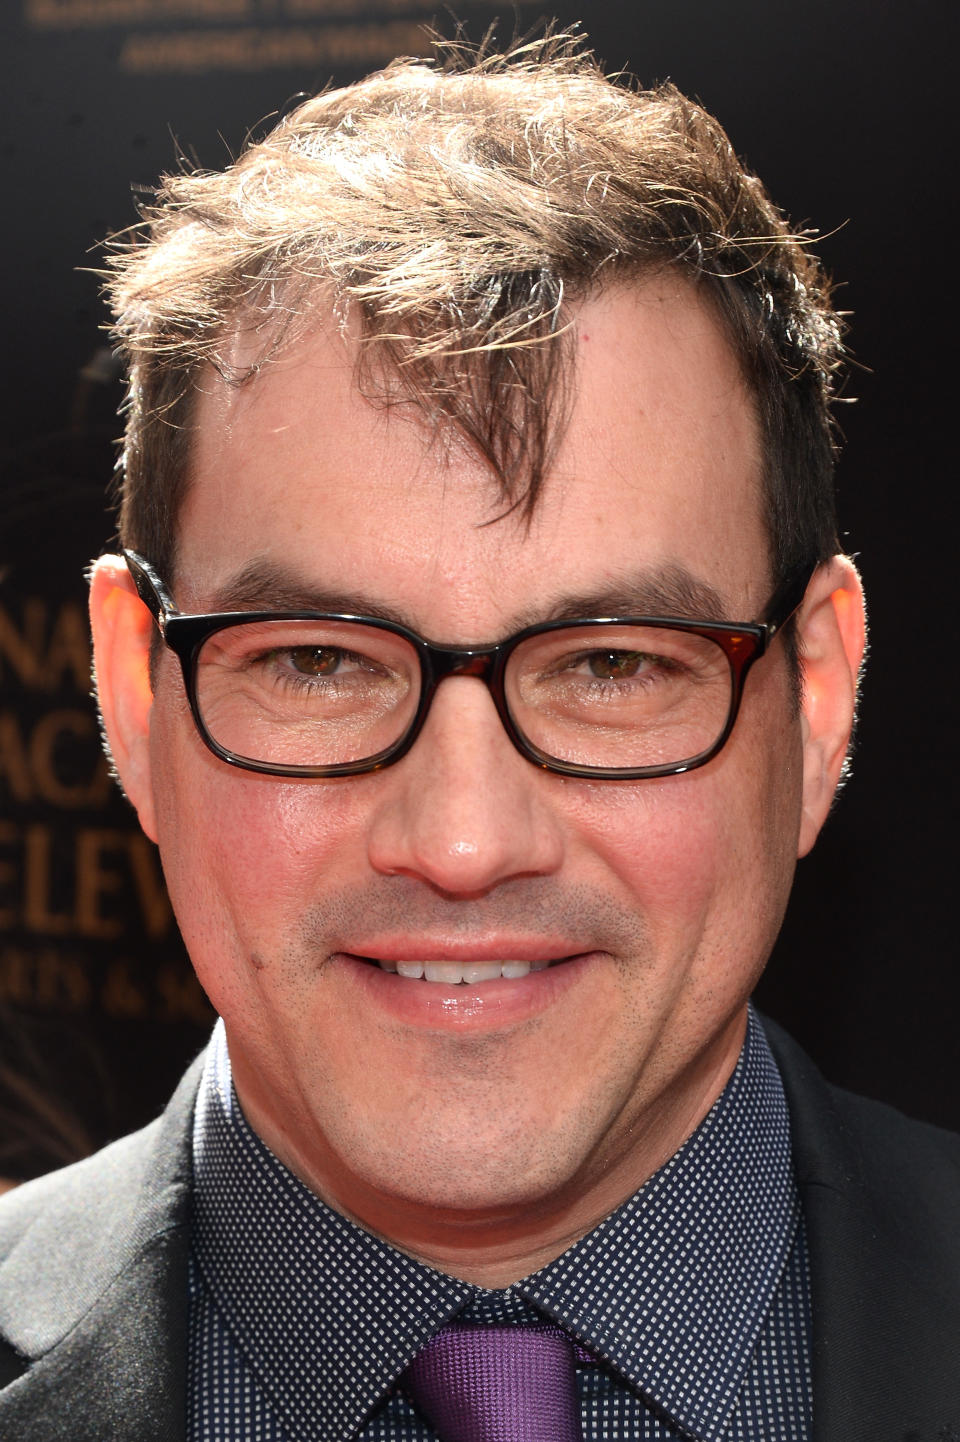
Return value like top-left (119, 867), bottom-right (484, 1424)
top-left (561, 702), bottom-right (803, 971)
top-left (147, 691), bottom-right (368, 974)
top-left (563, 778), bottom-right (735, 938)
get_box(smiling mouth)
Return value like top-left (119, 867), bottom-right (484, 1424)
top-left (358, 957), bottom-right (562, 984)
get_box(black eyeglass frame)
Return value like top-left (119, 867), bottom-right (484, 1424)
top-left (124, 549), bottom-right (816, 782)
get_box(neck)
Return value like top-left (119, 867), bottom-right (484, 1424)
top-left (232, 1012), bottom-right (746, 1287)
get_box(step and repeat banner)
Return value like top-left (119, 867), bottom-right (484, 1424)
top-left (1, 0), bottom-right (954, 1178)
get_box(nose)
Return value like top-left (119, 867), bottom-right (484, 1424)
top-left (365, 676), bottom-right (565, 897)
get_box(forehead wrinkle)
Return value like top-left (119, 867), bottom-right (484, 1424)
top-left (197, 555), bottom-right (733, 638)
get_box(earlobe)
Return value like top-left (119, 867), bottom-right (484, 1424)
top-left (89, 554), bottom-right (159, 841)
top-left (796, 555), bottom-right (867, 858)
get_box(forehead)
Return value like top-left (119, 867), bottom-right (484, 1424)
top-left (178, 277), bottom-right (768, 630)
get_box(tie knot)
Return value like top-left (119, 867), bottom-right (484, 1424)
top-left (404, 1323), bottom-right (584, 1442)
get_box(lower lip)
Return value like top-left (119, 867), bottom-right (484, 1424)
top-left (337, 952), bottom-right (597, 1032)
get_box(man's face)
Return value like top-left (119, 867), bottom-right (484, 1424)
top-left (112, 279), bottom-right (815, 1268)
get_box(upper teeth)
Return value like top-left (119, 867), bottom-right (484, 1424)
top-left (377, 960), bottom-right (550, 983)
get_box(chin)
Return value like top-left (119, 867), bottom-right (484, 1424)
top-left (339, 1116), bottom-right (591, 1218)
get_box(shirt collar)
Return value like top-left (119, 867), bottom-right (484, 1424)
top-left (192, 1007), bottom-right (796, 1442)
top-left (519, 1008), bottom-right (799, 1440)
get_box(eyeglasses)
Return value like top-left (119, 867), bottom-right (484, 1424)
top-left (124, 550), bottom-right (814, 782)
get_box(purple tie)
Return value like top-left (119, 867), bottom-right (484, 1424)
top-left (403, 1323), bottom-right (584, 1442)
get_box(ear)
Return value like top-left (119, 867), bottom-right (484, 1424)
top-left (89, 554), bottom-right (159, 842)
top-left (796, 555), bottom-right (867, 857)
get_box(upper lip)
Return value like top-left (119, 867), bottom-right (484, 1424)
top-left (340, 938), bottom-right (590, 964)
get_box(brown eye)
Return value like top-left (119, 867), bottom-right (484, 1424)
top-left (286, 647), bottom-right (343, 675)
top-left (588, 651), bottom-right (644, 679)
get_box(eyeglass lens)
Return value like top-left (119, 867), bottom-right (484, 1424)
top-left (193, 617), bottom-right (734, 772)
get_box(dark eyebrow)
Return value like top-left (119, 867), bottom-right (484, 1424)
top-left (529, 563), bottom-right (728, 627)
top-left (204, 560), bottom-right (412, 628)
top-left (204, 557), bottom-right (731, 633)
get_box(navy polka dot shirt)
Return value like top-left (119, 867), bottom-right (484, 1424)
top-left (188, 1007), bottom-right (811, 1440)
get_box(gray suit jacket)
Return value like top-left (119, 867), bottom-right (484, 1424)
top-left (0, 1021), bottom-right (957, 1441)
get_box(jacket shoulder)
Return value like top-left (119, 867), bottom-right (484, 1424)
top-left (763, 1014), bottom-right (960, 1437)
top-left (826, 1077), bottom-right (960, 1165)
top-left (0, 1118), bottom-right (164, 1249)
top-left (763, 1012), bottom-right (960, 1196)
top-left (810, 1063), bottom-right (960, 1267)
top-left (0, 1052), bottom-right (204, 1365)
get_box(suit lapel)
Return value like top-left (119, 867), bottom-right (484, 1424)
top-left (0, 1053), bottom-right (203, 1440)
top-left (0, 1223), bottom-right (190, 1440)
top-left (765, 1019), bottom-right (960, 1442)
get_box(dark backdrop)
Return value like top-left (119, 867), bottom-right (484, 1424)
top-left (0, 0), bottom-right (955, 1176)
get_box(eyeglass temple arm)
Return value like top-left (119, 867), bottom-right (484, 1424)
top-left (123, 550), bottom-right (178, 634)
top-left (761, 560), bottom-right (818, 640)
